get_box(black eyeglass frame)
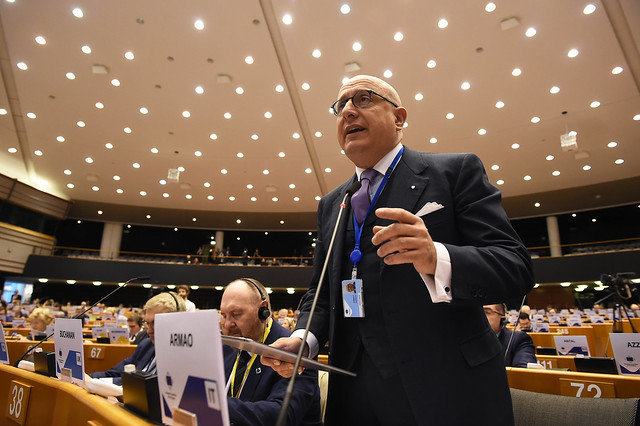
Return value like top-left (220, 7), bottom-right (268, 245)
top-left (331, 89), bottom-right (399, 116)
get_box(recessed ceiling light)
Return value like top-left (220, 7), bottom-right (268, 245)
top-left (523, 175), bottom-right (531, 181)
top-left (445, 113), bottom-right (454, 119)
top-left (251, 197), bottom-right (257, 201)
top-left (235, 87), bottom-right (244, 94)
top-left (72, 7), bottom-right (84, 18)
top-left (195, 85), bottom-right (204, 94)
top-left (611, 66), bottom-right (623, 75)
top-left (210, 133), bottom-right (218, 140)
top-left (139, 191), bottom-right (147, 196)
top-left (81, 45), bottom-right (91, 54)
top-left (105, 143), bottom-right (113, 149)
top-left (224, 112), bottom-right (232, 119)
top-left (414, 93), bottom-right (424, 101)
top-left (150, 147), bottom-right (158, 154)
top-left (124, 127), bottom-right (132, 133)
top-left (275, 84), bottom-right (284, 92)
top-left (590, 101), bottom-right (600, 108)
top-left (16, 62), bottom-right (28, 70)
top-left (263, 169), bottom-right (270, 175)
top-left (511, 143), bottom-right (520, 149)
top-left (552, 170), bottom-right (560, 176)
top-left (607, 141), bottom-right (618, 148)
top-left (525, 27), bottom-right (536, 37)
top-left (634, 114), bottom-right (640, 121)
top-left (251, 134), bottom-right (259, 141)
top-left (352, 42), bottom-right (362, 51)
top-left (163, 193), bottom-right (169, 198)
top-left (512, 68), bottom-right (522, 76)
top-left (113, 175), bottom-right (120, 180)
top-left (301, 82), bottom-right (310, 90)
top-left (305, 168), bottom-right (312, 174)
top-left (292, 132), bottom-right (300, 139)
top-left (178, 166), bottom-right (185, 172)
top-left (26, 112), bottom-right (36, 119)
top-left (325, 168), bottom-right (332, 173)
top-left (340, 4), bottom-right (350, 14)
top-left (8, 147), bottom-right (17, 153)
top-left (583, 165), bottom-right (592, 170)
top-left (139, 107), bottom-right (149, 114)
top-left (245, 56), bottom-right (254, 64)
top-left (146, 214), bottom-right (151, 219)
top-left (534, 202), bottom-right (540, 207)
top-left (495, 101), bottom-right (505, 108)
top-left (312, 49), bottom-right (321, 58)
top-left (394, 32), bottom-right (404, 41)
top-left (315, 196), bottom-right (321, 200)
top-left (278, 152), bottom-right (285, 158)
top-left (429, 137), bottom-right (437, 144)
top-left (66, 72), bottom-right (76, 80)
top-left (289, 184), bottom-right (296, 189)
top-left (272, 197), bottom-right (278, 202)
top-left (427, 59), bottom-right (437, 69)
top-left (186, 194), bottom-right (192, 199)
top-left (124, 51), bottom-right (134, 60)
top-left (496, 180), bottom-right (504, 185)
top-left (195, 151), bottom-right (202, 157)
top-left (531, 116), bottom-right (540, 123)
top-left (246, 184), bottom-right (253, 189)
top-left (0, 108), bottom-right (7, 115)
top-left (282, 14), bottom-right (292, 25)
top-left (485, 2), bottom-right (496, 12)
top-left (221, 169), bottom-right (228, 174)
top-left (92, 186), bottom-right (99, 191)
top-left (315, 131), bottom-right (322, 137)
top-left (546, 155), bottom-right (554, 161)
top-left (437, 18), bottom-right (448, 28)
top-left (229, 196), bottom-right (235, 201)
top-left (568, 48), bottom-right (579, 58)
top-left (550, 86), bottom-right (560, 94)
top-left (117, 189), bottom-right (124, 194)
top-left (95, 102), bottom-right (104, 109)
top-left (614, 159), bottom-right (624, 164)
top-left (182, 110), bottom-right (191, 118)
top-left (207, 195), bottom-right (214, 200)
top-left (294, 197), bottom-right (300, 202)
top-left (64, 169), bottom-right (72, 175)
top-left (132, 162), bottom-right (140, 168)
top-left (236, 152), bottom-right (243, 158)
top-left (194, 19), bottom-right (205, 30)
top-left (203, 182), bottom-right (211, 188)
top-left (35, 36), bottom-right (46, 45)
top-left (583, 4), bottom-right (596, 14)
top-left (491, 164), bottom-right (499, 171)
top-left (33, 150), bottom-right (42, 156)
top-left (111, 79), bottom-right (120, 86)
top-left (85, 157), bottom-right (93, 163)
top-left (478, 129), bottom-right (486, 135)
top-left (461, 81), bottom-right (470, 90)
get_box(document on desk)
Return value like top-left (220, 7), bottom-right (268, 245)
top-left (54, 318), bottom-right (86, 386)
top-left (0, 323), bottom-right (9, 364)
top-left (155, 310), bottom-right (229, 426)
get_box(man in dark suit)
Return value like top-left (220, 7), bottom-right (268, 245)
top-left (264, 75), bottom-right (534, 424)
top-left (89, 292), bottom-right (185, 385)
top-left (127, 313), bottom-right (149, 345)
top-left (220, 279), bottom-right (322, 426)
top-left (485, 303), bottom-right (537, 368)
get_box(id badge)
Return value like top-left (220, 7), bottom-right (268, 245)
top-left (342, 279), bottom-right (365, 318)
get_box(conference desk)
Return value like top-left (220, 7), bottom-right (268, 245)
top-left (507, 367), bottom-right (640, 398)
top-left (5, 340), bottom-right (136, 373)
top-left (0, 364), bottom-right (152, 425)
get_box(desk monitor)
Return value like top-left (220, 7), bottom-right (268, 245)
top-left (574, 357), bottom-right (619, 375)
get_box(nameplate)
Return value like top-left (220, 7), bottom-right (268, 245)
top-left (554, 335), bottom-right (590, 356)
top-left (609, 333), bottom-right (640, 376)
top-left (92, 326), bottom-right (107, 339)
top-left (54, 319), bottom-right (86, 386)
top-left (155, 310), bottom-right (229, 425)
top-left (109, 327), bottom-right (129, 344)
top-left (12, 319), bottom-right (26, 329)
top-left (0, 323), bottom-right (8, 364)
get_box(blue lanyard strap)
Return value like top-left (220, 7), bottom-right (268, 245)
top-left (351, 146), bottom-right (404, 268)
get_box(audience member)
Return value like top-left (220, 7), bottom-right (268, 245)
top-left (28, 307), bottom-right (54, 333)
top-left (220, 278), bottom-right (322, 426)
top-left (89, 292), bottom-right (185, 385)
top-left (177, 285), bottom-right (196, 312)
top-left (127, 313), bottom-right (148, 345)
top-left (515, 312), bottom-right (532, 332)
top-left (484, 304), bottom-right (537, 368)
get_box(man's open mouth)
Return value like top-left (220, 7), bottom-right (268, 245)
top-left (346, 127), bottom-right (365, 135)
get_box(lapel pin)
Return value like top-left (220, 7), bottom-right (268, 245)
top-left (256, 367), bottom-right (262, 374)
top-left (410, 185), bottom-right (416, 190)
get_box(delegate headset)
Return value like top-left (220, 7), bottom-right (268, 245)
top-left (241, 278), bottom-right (271, 321)
top-left (166, 291), bottom-right (185, 312)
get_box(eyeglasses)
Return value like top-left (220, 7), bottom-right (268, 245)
top-left (483, 307), bottom-right (505, 317)
top-left (331, 89), bottom-right (398, 117)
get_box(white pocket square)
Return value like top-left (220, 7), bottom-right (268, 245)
top-left (416, 202), bottom-right (444, 217)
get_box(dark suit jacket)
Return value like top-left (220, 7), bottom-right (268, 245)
top-left (223, 321), bottom-right (322, 426)
top-left (89, 338), bottom-right (154, 386)
top-left (498, 327), bottom-right (537, 368)
top-left (297, 147), bottom-right (534, 424)
top-left (131, 328), bottom-right (149, 345)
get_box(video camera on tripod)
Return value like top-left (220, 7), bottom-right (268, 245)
top-left (600, 272), bottom-right (638, 301)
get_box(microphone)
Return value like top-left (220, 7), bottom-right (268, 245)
top-left (276, 181), bottom-right (361, 426)
top-left (13, 276), bottom-right (150, 367)
top-left (504, 294), bottom-right (527, 364)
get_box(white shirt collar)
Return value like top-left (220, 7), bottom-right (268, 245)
top-left (355, 142), bottom-right (403, 180)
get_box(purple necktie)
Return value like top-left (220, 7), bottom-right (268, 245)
top-left (351, 169), bottom-right (378, 224)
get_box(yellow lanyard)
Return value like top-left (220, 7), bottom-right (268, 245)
top-left (230, 318), bottom-right (272, 398)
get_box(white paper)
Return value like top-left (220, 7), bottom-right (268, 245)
top-left (532, 322), bottom-right (549, 332)
top-left (54, 318), bottom-right (86, 386)
top-left (609, 333), bottom-right (640, 376)
top-left (554, 335), bottom-right (590, 356)
top-left (155, 310), bottom-right (229, 426)
top-left (0, 323), bottom-right (9, 364)
top-left (109, 327), bottom-right (129, 344)
top-left (12, 319), bottom-right (26, 328)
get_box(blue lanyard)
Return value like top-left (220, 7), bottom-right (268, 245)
top-left (350, 146), bottom-right (404, 268)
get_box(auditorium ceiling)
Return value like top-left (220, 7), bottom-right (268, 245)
top-left (0, 0), bottom-right (639, 230)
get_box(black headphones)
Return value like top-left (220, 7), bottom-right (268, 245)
top-left (166, 291), bottom-right (184, 312)
top-left (241, 278), bottom-right (271, 321)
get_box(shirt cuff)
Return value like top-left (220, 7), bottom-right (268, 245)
top-left (420, 241), bottom-right (453, 303)
top-left (291, 329), bottom-right (320, 359)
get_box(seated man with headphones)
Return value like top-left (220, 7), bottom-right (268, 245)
top-left (88, 291), bottom-right (186, 385)
top-left (220, 278), bottom-right (322, 426)
top-left (484, 303), bottom-right (537, 368)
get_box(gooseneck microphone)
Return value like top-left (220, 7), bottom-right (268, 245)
top-left (13, 276), bottom-right (150, 367)
top-left (276, 181), bottom-right (361, 426)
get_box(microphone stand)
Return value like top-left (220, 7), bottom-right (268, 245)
top-left (275, 182), bottom-right (360, 426)
top-left (12, 276), bottom-right (150, 367)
